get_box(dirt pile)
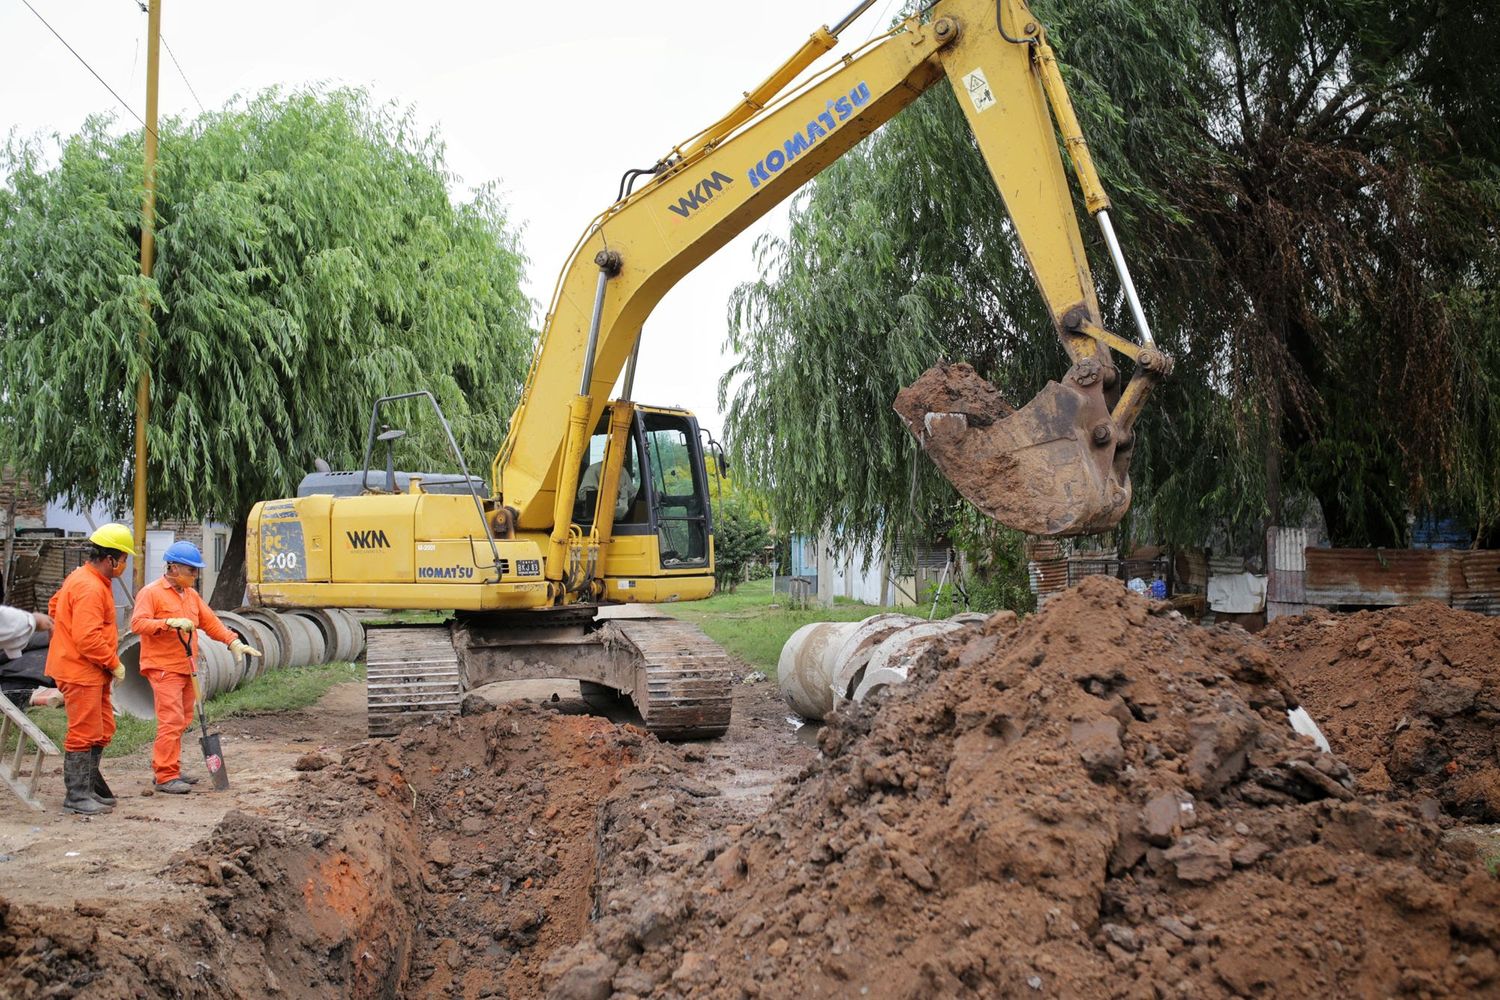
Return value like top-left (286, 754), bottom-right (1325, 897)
top-left (550, 578), bottom-right (1500, 999)
top-left (0, 704), bottom-right (648, 1000)
top-left (1264, 603), bottom-right (1500, 820)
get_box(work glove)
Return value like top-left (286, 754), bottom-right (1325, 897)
top-left (228, 640), bottom-right (262, 659)
top-left (164, 617), bottom-right (195, 634)
top-left (110, 662), bottom-right (126, 682)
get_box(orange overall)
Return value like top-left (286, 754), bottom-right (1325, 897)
top-left (44, 564), bottom-right (120, 753)
top-left (131, 577), bottom-right (238, 783)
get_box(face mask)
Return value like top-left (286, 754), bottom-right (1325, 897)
top-left (111, 557), bottom-right (128, 579)
top-left (167, 566), bottom-right (199, 590)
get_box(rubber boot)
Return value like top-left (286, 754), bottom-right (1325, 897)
top-left (89, 746), bottom-right (118, 806)
top-left (62, 751), bottom-right (113, 816)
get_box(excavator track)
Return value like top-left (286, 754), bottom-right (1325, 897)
top-left (364, 624), bottom-right (462, 738)
top-left (364, 615), bottom-right (733, 740)
top-left (612, 617), bottom-right (734, 740)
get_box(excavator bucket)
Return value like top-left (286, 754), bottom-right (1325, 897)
top-left (893, 360), bottom-right (1131, 537)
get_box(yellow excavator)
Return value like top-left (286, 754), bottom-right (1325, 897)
top-left (246, 0), bottom-right (1170, 739)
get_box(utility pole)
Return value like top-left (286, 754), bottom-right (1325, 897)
top-left (133, 0), bottom-right (161, 591)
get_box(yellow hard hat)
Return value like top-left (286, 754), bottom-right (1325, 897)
top-left (89, 523), bottom-right (138, 555)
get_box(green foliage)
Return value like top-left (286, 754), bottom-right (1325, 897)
top-left (18, 706), bottom-right (159, 760)
top-left (945, 507), bottom-right (1036, 616)
top-left (209, 660), bottom-right (364, 718)
top-left (22, 661), bottom-right (364, 758)
top-left (0, 88), bottom-right (533, 525)
top-left (723, 0), bottom-right (1500, 551)
top-left (669, 577), bottom-right (899, 677)
top-left (712, 489), bottom-right (773, 592)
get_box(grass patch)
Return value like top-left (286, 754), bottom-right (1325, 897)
top-left (360, 609), bottom-right (451, 626)
top-left (667, 578), bottom-right (931, 677)
top-left (19, 707), bottom-right (159, 759)
top-left (18, 662), bottom-right (365, 759)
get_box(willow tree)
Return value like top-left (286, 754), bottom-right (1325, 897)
top-left (724, 0), bottom-right (1500, 555)
top-left (0, 88), bottom-right (534, 605)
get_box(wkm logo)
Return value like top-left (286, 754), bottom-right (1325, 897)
top-left (667, 171), bottom-right (734, 219)
top-left (347, 529), bottom-right (390, 550)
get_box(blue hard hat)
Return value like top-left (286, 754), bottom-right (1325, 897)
top-left (163, 540), bottom-right (205, 569)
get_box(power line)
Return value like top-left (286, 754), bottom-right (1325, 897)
top-left (128, 0), bottom-right (207, 115)
top-left (18, 0), bottom-right (157, 138)
top-left (161, 36), bottom-right (206, 114)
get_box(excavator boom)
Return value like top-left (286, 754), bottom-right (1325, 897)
top-left (247, 0), bottom-right (1172, 742)
top-left (496, 0), bottom-right (1169, 562)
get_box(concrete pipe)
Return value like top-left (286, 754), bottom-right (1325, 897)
top-left (325, 608), bottom-right (367, 661)
top-left (240, 608), bottom-right (322, 667)
top-left (205, 635), bottom-right (242, 693)
top-left (236, 608), bottom-right (296, 670)
top-left (777, 620), bottom-right (862, 721)
top-left (284, 607), bottom-right (359, 663)
top-left (947, 611), bottom-right (990, 625)
top-left (317, 608), bottom-right (363, 662)
top-left (115, 632), bottom-right (244, 721)
top-left (828, 613), bottom-right (922, 708)
top-left (276, 612), bottom-right (326, 667)
top-left (218, 611), bottom-right (283, 678)
top-left (114, 635), bottom-right (155, 720)
top-left (851, 620), bottom-right (965, 703)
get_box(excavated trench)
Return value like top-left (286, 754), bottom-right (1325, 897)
top-left (0, 704), bottom-right (657, 1000)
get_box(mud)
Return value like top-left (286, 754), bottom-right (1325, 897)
top-left (1264, 602), bottom-right (1500, 821)
top-left (0, 705), bottom-right (642, 999)
top-left (6, 588), bottom-right (1499, 999)
top-left (0, 678), bottom-right (807, 999)
top-left (893, 360), bottom-right (1129, 536)
top-left (552, 579), bottom-right (1500, 998)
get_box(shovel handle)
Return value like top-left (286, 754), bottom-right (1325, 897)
top-left (175, 631), bottom-right (210, 732)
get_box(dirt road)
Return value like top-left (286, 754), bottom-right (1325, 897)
top-left (0, 682), bottom-right (368, 907)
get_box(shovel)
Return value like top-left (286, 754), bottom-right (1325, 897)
top-left (177, 631), bottom-right (230, 790)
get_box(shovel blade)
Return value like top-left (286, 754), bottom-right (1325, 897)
top-left (200, 731), bottom-right (230, 790)
top-left (894, 361), bottom-right (1132, 537)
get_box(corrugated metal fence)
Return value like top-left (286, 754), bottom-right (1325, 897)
top-left (1284, 546), bottom-right (1500, 615)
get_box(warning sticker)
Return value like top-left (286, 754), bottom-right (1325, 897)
top-left (963, 68), bottom-right (997, 113)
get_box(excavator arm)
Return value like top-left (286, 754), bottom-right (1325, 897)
top-left (495, 0), bottom-right (1171, 588)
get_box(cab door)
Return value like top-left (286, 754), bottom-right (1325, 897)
top-left (638, 411), bottom-right (712, 571)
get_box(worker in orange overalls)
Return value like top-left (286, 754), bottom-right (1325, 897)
top-left (45, 523), bottom-right (135, 816)
top-left (130, 540), bottom-right (260, 794)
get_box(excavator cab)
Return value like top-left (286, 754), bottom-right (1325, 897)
top-left (575, 403), bottom-right (715, 587)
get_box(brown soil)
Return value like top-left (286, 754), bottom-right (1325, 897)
top-left (6, 588), bottom-right (1499, 999)
top-left (1264, 603), bottom-right (1500, 820)
top-left (550, 579), bottom-right (1500, 998)
top-left (0, 675), bottom-right (811, 999)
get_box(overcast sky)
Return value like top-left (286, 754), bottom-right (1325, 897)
top-left (2, 0), bottom-right (904, 438)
